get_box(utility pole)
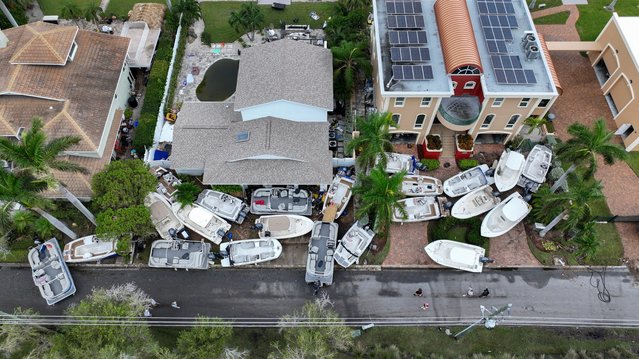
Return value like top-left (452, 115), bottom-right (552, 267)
top-left (604, 0), bottom-right (617, 11)
top-left (453, 304), bottom-right (512, 340)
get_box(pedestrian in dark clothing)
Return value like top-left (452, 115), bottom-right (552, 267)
top-left (312, 280), bottom-right (321, 296)
top-left (479, 288), bottom-right (490, 298)
top-left (414, 288), bottom-right (423, 297)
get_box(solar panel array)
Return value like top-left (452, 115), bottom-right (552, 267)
top-left (386, 0), bottom-right (432, 80)
top-left (476, 0), bottom-right (537, 85)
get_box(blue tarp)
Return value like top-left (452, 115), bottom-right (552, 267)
top-left (153, 149), bottom-right (169, 160)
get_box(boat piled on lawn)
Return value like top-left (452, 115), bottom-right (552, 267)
top-left (250, 187), bottom-right (313, 215)
top-left (63, 235), bottom-right (116, 263)
top-left (451, 185), bottom-right (501, 219)
top-left (196, 189), bottom-right (249, 224)
top-left (378, 152), bottom-right (413, 174)
top-left (322, 175), bottom-right (354, 219)
top-left (148, 240), bottom-right (211, 270)
top-left (481, 192), bottom-right (532, 237)
top-left (443, 164), bottom-right (494, 197)
top-left (172, 203), bottom-right (231, 244)
top-left (29, 239), bottom-right (76, 305)
top-left (494, 149), bottom-right (525, 192)
top-left (392, 196), bottom-right (441, 223)
top-left (254, 214), bottom-right (314, 239)
top-left (401, 175), bottom-right (443, 196)
top-left (220, 238), bottom-right (282, 267)
top-left (305, 222), bottom-right (338, 286)
top-left (425, 240), bottom-right (486, 273)
top-left (334, 221), bottom-right (375, 268)
top-left (145, 192), bottom-right (185, 240)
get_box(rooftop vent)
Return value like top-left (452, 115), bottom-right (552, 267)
top-left (0, 29), bottom-right (7, 49)
top-left (525, 46), bottom-right (540, 60)
top-left (522, 32), bottom-right (537, 51)
top-left (235, 131), bottom-right (250, 142)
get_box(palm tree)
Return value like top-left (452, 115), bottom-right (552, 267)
top-left (83, 2), bottom-right (103, 29)
top-left (550, 118), bottom-right (627, 193)
top-left (174, 182), bottom-right (200, 208)
top-left (523, 116), bottom-right (548, 135)
top-left (228, 3), bottom-right (264, 41)
top-left (532, 179), bottom-right (604, 237)
top-left (336, 0), bottom-right (371, 14)
top-left (353, 165), bottom-right (406, 233)
top-left (60, 2), bottom-right (82, 24)
top-left (174, 0), bottom-right (202, 27)
top-left (346, 112), bottom-right (395, 172)
top-left (0, 118), bottom-right (96, 226)
top-left (332, 41), bottom-right (372, 105)
top-left (0, 0), bottom-right (18, 27)
top-left (573, 221), bottom-right (599, 260)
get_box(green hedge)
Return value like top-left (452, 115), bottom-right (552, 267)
top-left (420, 158), bottom-right (440, 171)
top-left (457, 159), bottom-right (479, 170)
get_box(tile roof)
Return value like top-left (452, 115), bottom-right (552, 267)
top-left (434, 0), bottom-right (483, 74)
top-left (537, 33), bottom-right (562, 95)
top-left (171, 102), bottom-right (333, 185)
top-left (9, 22), bottom-right (78, 65)
top-left (128, 3), bottom-right (167, 29)
top-left (234, 40), bottom-right (333, 111)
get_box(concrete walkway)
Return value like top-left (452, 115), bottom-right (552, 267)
top-left (488, 223), bottom-right (541, 267)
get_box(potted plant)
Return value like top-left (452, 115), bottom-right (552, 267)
top-left (421, 134), bottom-right (443, 159)
top-left (455, 134), bottom-right (474, 160)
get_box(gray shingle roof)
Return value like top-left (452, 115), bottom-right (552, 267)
top-left (233, 40), bottom-right (333, 111)
top-left (171, 102), bottom-right (333, 185)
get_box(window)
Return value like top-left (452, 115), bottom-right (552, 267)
top-left (236, 131), bottom-right (250, 142)
top-left (394, 97), bottom-right (405, 107)
top-left (506, 114), bottom-right (520, 129)
top-left (519, 98), bottom-right (531, 107)
top-left (68, 42), bottom-right (78, 61)
top-left (414, 114), bottom-right (425, 129)
top-left (452, 65), bottom-right (481, 75)
top-left (492, 98), bottom-right (504, 107)
top-left (391, 114), bottom-right (400, 127)
top-left (464, 81), bottom-right (476, 90)
top-left (452, 81), bottom-right (458, 89)
top-left (481, 114), bottom-right (495, 129)
top-left (538, 99), bottom-right (550, 108)
top-left (420, 97), bottom-right (432, 107)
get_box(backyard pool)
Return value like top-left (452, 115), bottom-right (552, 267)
top-left (196, 58), bottom-right (239, 101)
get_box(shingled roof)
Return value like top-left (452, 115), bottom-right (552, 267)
top-left (234, 40), bottom-right (333, 111)
top-left (9, 22), bottom-right (78, 66)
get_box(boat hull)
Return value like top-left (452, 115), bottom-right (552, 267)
top-left (334, 221), bottom-right (375, 268)
top-left (145, 192), bottom-right (185, 240)
top-left (322, 175), bottom-right (354, 219)
top-left (148, 240), bottom-right (211, 270)
top-left (480, 192), bottom-right (531, 237)
top-left (443, 164), bottom-right (493, 197)
top-left (250, 188), bottom-right (313, 215)
top-left (392, 196), bottom-right (441, 223)
top-left (29, 239), bottom-right (76, 305)
top-left (195, 189), bottom-right (249, 224)
top-left (172, 203), bottom-right (231, 244)
top-left (521, 145), bottom-right (553, 184)
top-left (450, 185), bottom-right (501, 219)
top-left (401, 175), bottom-right (443, 196)
top-left (424, 240), bottom-right (485, 273)
top-left (256, 215), bottom-right (314, 239)
top-left (494, 150), bottom-right (525, 192)
top-left (220, 238), bottom-right (283, 267)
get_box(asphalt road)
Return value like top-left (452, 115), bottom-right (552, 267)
top-left (1, 267), bottom-right (638, 327)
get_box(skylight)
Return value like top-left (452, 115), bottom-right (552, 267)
top-left (236, 131), bottom-right (250, 142)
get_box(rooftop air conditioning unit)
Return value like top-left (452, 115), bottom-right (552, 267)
top-left (522, 31), bottom-right (537, 51)
top-left (526, 45), bottom-right (540, 60)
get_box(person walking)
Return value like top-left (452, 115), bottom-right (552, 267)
top-left (312, 280), bottom-right (321, 296)
top-left (463, 286), bottom-right (474, 297)
top-left (414, 288), bottom-right (423, 297)
top-left (171, 301), bottom-right (180, 309)
top-left (150, 298), bottom-right (158, 307)
top-left (421, 303), bottom-right (430, 310)
top-left (478, 288), bottom-right (490, 298)
top-left (143, 309), bottom-right (152, 317)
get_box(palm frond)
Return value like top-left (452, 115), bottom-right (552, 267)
top-left (49, 160), bottom-right (89, 174)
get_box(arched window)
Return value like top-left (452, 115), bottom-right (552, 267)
top-left (452, 65), bottom-right (480, 75)
top-left (414, 114), bottom-right (426, 129)
top-left (464, 81), bottom-right (476, 89)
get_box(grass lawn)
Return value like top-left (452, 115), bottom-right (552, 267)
top-left (38, 0), bottom-right (89, 17)
top-left (361, 230), bottom-right (390, 265)
top-left (625, 151), bottom-right (639, 178)
top-left (200, 2), bottom-right (338, 43)
top-left (526, 0), bottom-right (564, 12)
top-left (0, 239), bottom-right (31, 263)
top-left (576, 0), bottom-right (639, 41)
top-left (105, 0), bottom-right (166, 18)
top-left (533, 10), bottom-right (570, 25)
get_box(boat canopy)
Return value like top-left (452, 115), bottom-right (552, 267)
top-left (505, 151), bottom-right (524, 170)
top-left (450, 247), bottom-right (475, 265)
top-left (503, 197), bottom-right (529, 221)
top-left (189, 206), bottom-right (214, 227)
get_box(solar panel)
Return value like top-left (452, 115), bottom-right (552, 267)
top-left (390, 47), bottom-right (430, 62)
top-left (491, 55), bottom-right (536, 84)
top-left (387, 15), bottom-right (425, 29)
top-left (392, 65), bottom-right (434, 80)
top-left (388, 31), bottom-right (427, 45)
top-left (386, 1), bottom-right (422, 14)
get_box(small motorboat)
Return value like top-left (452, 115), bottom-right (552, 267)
top-left (392, 196), bottom-right (441, 223)
top-left (401, 174), bottom-right (443, 196)
top-left (494, 149), bottom-right (525, 192)
top-left (172, 203), bottom-right (231, 244)
top-left (28, 239), bottom-right (76, 305)
top-left (377, 152), bottom-right (413, 174)
top-left (322, 175), bottom-right (355, 219)
top-left (481, 192), bottom-right (532, 237)
top-left (145, 192), bottom-right (185, 240)
top-left (250, 187), bottom-right (313, 215)
top-left (148, 240), bottom-right (211, 270)
top-left (195, 189), bottom-right (249, 224)
top-left (63, 235), bottom-right (116, 263)
top-left (220, 238), bottom-right (283, 267)
top-left (334, 221), bottom-right (375, 268)
top-left (425, 240), bottom-right (486, 273)
top-left (254, 214), bottom-right (314, 239)
top-left (443, 164), bottom-right (494, 197)
top-left (521, 144), bottom-right (553, 184)
top-left (152, 166), bottom-right (181, 202)
top-left (451, 185), bottom-right (501, 219)
top-left (305, 222), bottom-right (338, 286)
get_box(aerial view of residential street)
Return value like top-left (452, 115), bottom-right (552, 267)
top-left (2, 0), bottom-right (639, 357)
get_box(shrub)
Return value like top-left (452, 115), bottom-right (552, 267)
top-left (425, 135), bottom-right (442, 150)
top-left (505, 135), bottom-right (523, 149)
top-left (542, 240), bottom-right (558, 252)
top-left (466, 230), bottom-right (485, 246)
top-left (124, 108), bottom-right (133, 119)
top-left (456, 134), bottom-right (474, 150)
top-left (200, 31), bottom-right (212, 45)
top-left (457, 159), bottom-right (479, 170)
top-left (420, 158), bottom-right (440, 171)
top-left (212, 185), bottom-right (244, 194)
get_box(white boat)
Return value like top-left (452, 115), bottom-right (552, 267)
top-left (195, 189), bottom-right (249, 224)
top-left (62, 235), bottom-right (116, 263)
top-left (334, 221), bottom-right (375, 268)
top-left (401, 175), bottom-right (443, 196)
top-left (424, 240), bottom-right (486, 273)
top-left (28, 239), bottom-right (76, 305)
top-left (254, 214), bottom-right (314, 239)
top-left (145, 192), bottom-right (185, 240)
top-left (443, 164), bottom-right (494, 197)
top-left (521, 145), bottom-right (553, 184)
top-left (148, 240), bottom-right (211, 270)
top-left (172, 203), bottom-right (231, 244)
top-left (220, 238), bottom-right (283, 267)
top-left (322, 175), bottom-right (354, 219)
top-left (152, 166), bottom-right (181, 202)
top-left (451, 185), bottom-right (501, 219)
top-left (377, 152), bottom-right (413, 174)
top-left (494, 149), bottom-right (525, 192)
top-left (392, 196), bottom-right (441, 223)
top-left (305, 221), bottom-right (338, 286)
top-left (250, 187), bottom-right (313, 215)
top-left (481, 192), bottom-right (532, 237)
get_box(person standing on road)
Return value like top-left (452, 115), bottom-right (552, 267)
top-left (414, 288), bottom-right (423, 297)
top-left (421, 303), bottom-right (430, 310)
top-left (479, 288), bottom-right (490, 298)
top-left (171, 301), bottom-right (180, 309)
top-left (463, 286), bottom-right (474, 297)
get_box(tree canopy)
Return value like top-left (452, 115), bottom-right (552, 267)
top-left (353, 166), bottom-right (406, 232)
top-left (345, 112), bottom-right (395, 172)
top-left (96, 205), bottom-right (155, 239)
top-left (92, 159), bottom-right (157, 211)
top-left (175, 317), bottom-right (233, 359)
